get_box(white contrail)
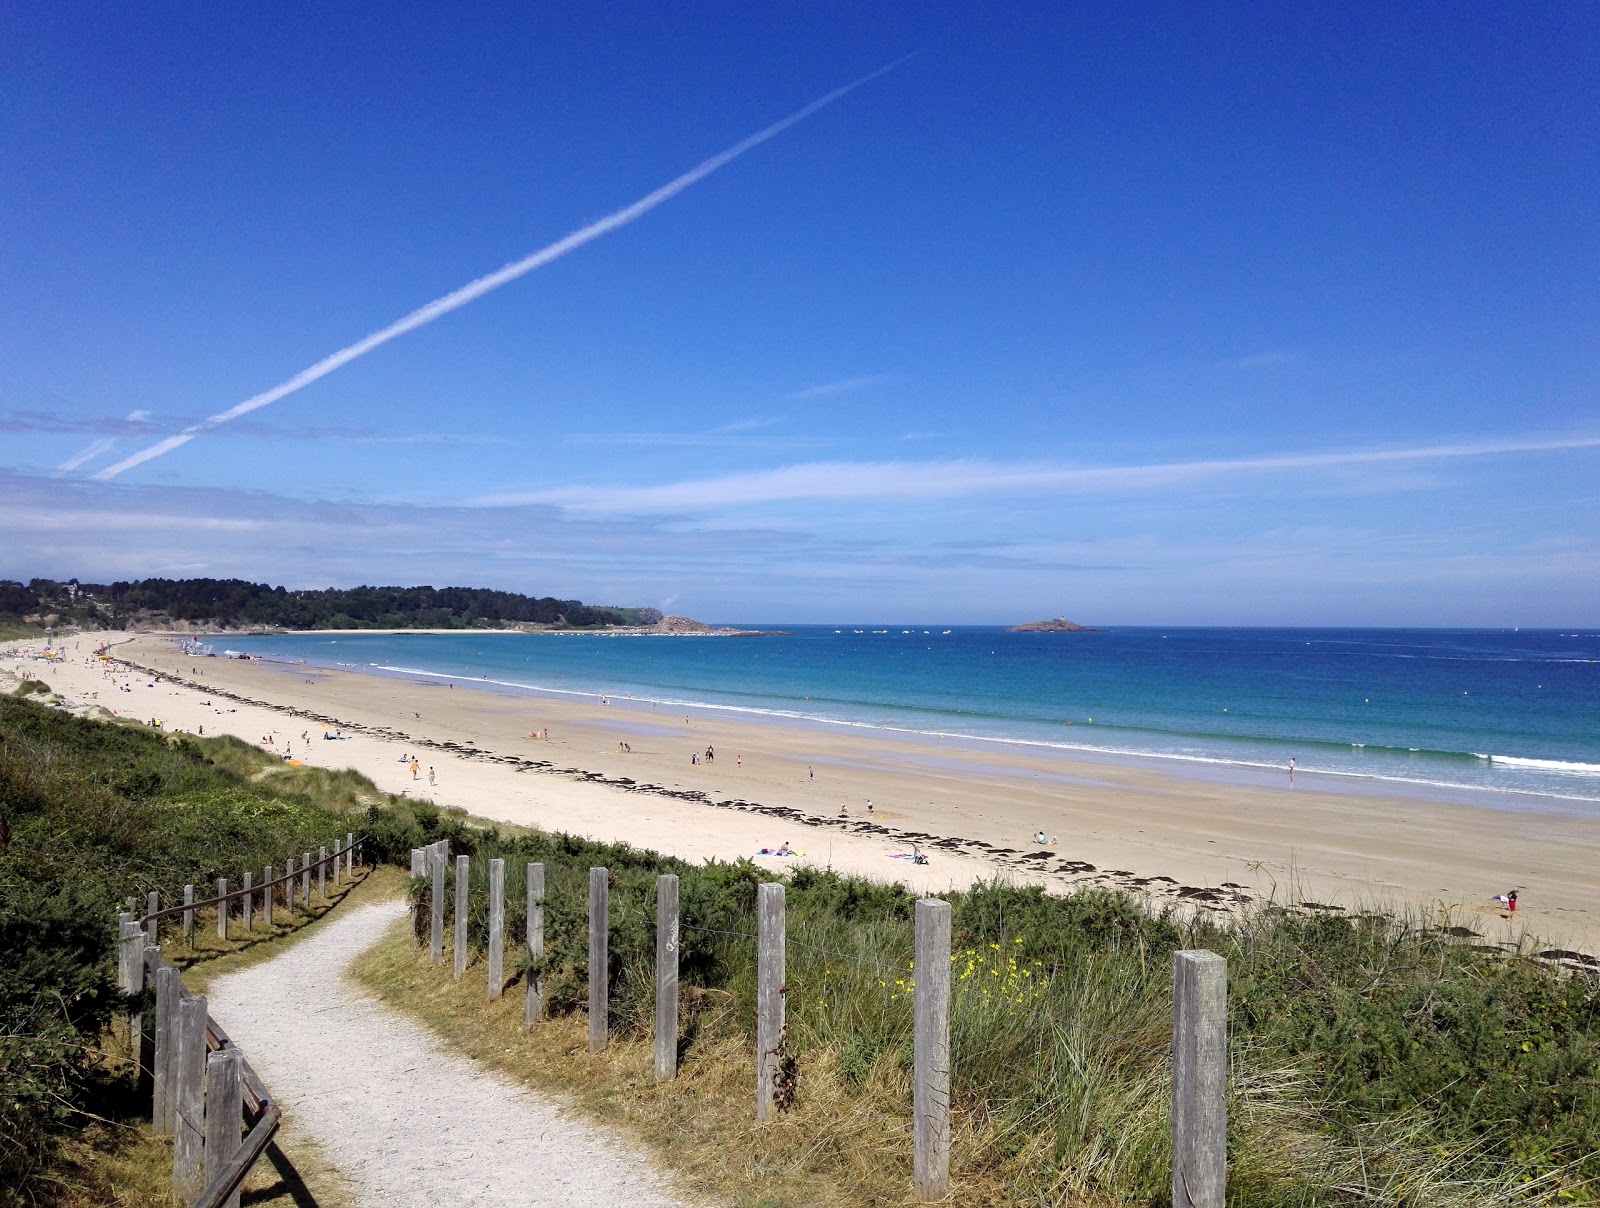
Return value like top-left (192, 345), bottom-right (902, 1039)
top-left (92, 59), bottom-right (910, 482)
top-left (54, 438), bottom-right (116, 476)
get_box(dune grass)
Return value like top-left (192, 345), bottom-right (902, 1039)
top-left (366, 835), bottom-right (1597, 1206)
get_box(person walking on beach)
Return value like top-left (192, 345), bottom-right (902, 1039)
top-left (428, 766), bottom-right (435, 787)
top-left (1288, 757), bottom-right (1296, 782)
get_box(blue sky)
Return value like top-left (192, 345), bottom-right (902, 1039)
top-left (3, 3), bottom-right (1597, 624)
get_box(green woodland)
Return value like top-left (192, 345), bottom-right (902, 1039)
top-left (0, 576), bottom-right (660, 632)
top-left (3, 691), bottom-right (1599, 1204)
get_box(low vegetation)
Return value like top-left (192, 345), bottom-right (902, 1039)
top-left (4, 694), bottom-right (1598, 1204)
top-left (380, 830), bottom-right (1600, 1204)
top-left (0, 695), bottom-right (375, 1204)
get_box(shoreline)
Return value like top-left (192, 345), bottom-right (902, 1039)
top-left (9, 631), bottom-right (1600, 961)
top-left (236, 635), bottom-right (1600, 818)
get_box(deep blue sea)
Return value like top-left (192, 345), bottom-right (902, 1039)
top-left (221, 627), bottom-right (1600, 811)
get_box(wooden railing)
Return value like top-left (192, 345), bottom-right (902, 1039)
top-left (117, 836), bottom-right (364, 1207)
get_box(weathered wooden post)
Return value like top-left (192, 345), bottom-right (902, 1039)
top-left (429, 845), bottom-right (445, 965)
top-left (524, 863), bottom-right (545, 1027)
top-left (756, 883), bottom-right (787, 1122)
top-left (282, 858), bottom-right (294, 918)
top-left (203, 1048), bottom-right (244, 1208)
top-left (318, 845), bottom-right (327, 900)
top-left (454, 854), bottom-right (470, 979)
top-left (655, 873), bottom-right (680, 1080)
top-left (332, 838), bottom-right (342, 886)
top-left (116, 916), bottom-right (135, 990)
top-left (262, 866), bottom-right (273, 929)
top-left (241, 872), bottom-right (253, 932)
top-left (346, 831), bottom-right (355, 875)
top-left (1172, 950), bottom-right (1227, 1208)
top-left (140, 944), bottom-right (158, 1089)
top-left (117, 919), bottom-right (144, 1053)
top-left (913, 898), bottom-right (952, 1201)
top-left (147, 889), bottom-right (161, 945)
top-left (487, 858), bottom-right (505, 999)
top-left (184, 884), bottom-right (196, 946)
top-left (410, 848), bottom-right (424, 878)
top-left (217, 878), bottom-right (229, 941)
top-left (152, 965), bottom-right (180, 1134)
top-left (300, 850), bottom-right (311, 907)
top-left (173, 994), bottom-right (209, 1202)
top-left (588, 867), bottom-right (609, 1053)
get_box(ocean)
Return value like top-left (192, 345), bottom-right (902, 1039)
top-left (221, 627), bottom-right (1600, 812)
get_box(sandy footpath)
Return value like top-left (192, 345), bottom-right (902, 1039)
top-left (8, 633), bottom-right (1600, 957)
top-left (206, 900), bottom-right (690, 1207)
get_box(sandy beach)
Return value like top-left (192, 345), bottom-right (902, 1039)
top-left (8, 631), bottom-right (1600, 959)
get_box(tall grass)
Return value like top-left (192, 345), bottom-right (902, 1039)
top-left (406, 830), bottom-right (1600, 1205)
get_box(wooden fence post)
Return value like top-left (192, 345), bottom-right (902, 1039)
top-left (346, 831), bottom-right (355, 875)
top-left (487, 858), bottom-right (504, 999)
top-left (318, 845), bottom-right (327, 900)
top-left (116, 912), bottom-right (133, 989)
top-left (140, 944), bottom-right (158, 1090)
top-left (410, 848), bottom-right (424, 878)
top-left (332, 839), bottom-right (342, 886)
top-left (524, 863), bottom-right (545, 1027)
top-left (173, 994), bottom-right (208, 1203)
top-left (203, 1048), bottom-right (244, 1208)
top-left (241, 872), bottom-right (252, 933)
top-left (454, 854), bottom-right (470, 979)
top-left (300, 851), bottom-right (311, 907)
top-left (184, 884), bottom-right (196, 946)
top-left (118, 920), bottom-right (145, 1056)
top-left (153, 964), bottom-right (180, 1134)
top-left (1172, 950), bottom-right (1227, 1208)
top-left (282, 858), bottom-right (294, 918)
top-left (147, 889), bottom-right (161, 945)
top-left (429, 845), bottom-right (445, 965)
top-left (913, 898), bottom-right (952, 1201)
top-left (588, 867), bottom-right (609, 1053)
top-left (756, 882), bottom-right (787, 1123)
top-left (217, 878), bottom-right (228, 941)
top-left (262, 866), bottom-right (273, 930)
top-left (655, 873), bottom-right (679, 1080)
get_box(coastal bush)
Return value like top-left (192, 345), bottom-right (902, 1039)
top-left (0, 695), bottom-right (358, 1201)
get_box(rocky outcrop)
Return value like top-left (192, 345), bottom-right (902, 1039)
top-left (1007, 618), bottom-right (1099, 633)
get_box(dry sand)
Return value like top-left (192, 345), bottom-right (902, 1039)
top-left (9, 632), bottom-right (1600, 958)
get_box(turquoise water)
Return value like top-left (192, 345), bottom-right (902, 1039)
top-left (221, 627), bottom-right (1600, 810)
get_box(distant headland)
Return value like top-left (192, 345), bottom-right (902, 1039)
top-left (0, 575), bottom-right (778, 635)
top-left (1007, 617), bottom-right (1100, 633)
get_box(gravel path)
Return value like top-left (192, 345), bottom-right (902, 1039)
top-left (206, 900), bottom-right (692, 1207)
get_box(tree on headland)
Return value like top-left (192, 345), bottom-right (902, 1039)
top-left (0, 577), bottom-right (658, 632)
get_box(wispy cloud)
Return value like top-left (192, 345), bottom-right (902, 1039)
top-left (711, 416), bottom-right (786, 434)
top-left (787, 373), bottom-right (899, 400)
top-left (473, 434), bottom-right (1600, 513)
top-left (88, 58), bottom-right (912, 483)
top-left (1214, 349), bottom-right (1300, 371)
top-left (2, 409), bottom-right (159, 435)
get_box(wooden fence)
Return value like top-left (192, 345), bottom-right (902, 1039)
top-left (119, 836), bottom-right (363, 1207)
top-left (407, 845), bottom-right (1229, 1207)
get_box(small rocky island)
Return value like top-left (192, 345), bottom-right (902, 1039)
top-left (1007, 617), bottom-right (1100, 633)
